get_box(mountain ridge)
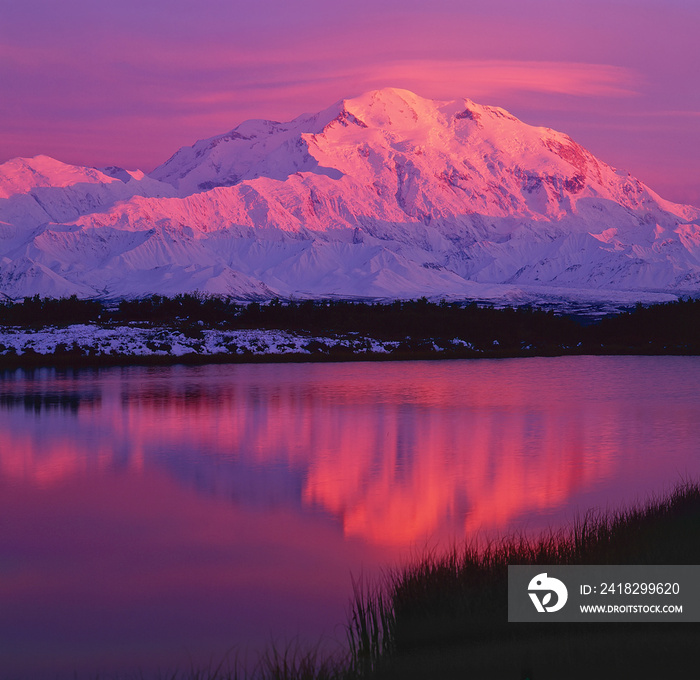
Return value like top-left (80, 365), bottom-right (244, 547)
top-left (1, 88), bottom-right (698, 302)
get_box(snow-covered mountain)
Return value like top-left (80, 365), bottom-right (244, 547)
top-left (1, 88), bottom-right (699, 302)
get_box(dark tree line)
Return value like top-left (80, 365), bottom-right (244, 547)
top-left (1, 293), bottom-right (699, 353)
top-left (0, 295), bottom-right (103, 326)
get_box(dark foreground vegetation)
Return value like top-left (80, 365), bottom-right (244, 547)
top-left (349, 480), bottom-right (700, 680)
top-left (92, 482), bottom-right (700, 680)
top-left (0, 294), bottom-right (699, 367)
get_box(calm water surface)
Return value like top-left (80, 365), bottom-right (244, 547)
top-left (1, 357), bottom-right (699, 678)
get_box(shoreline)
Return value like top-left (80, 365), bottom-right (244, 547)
top-left (1, 342), bottom-right (698, 370)
top-left (1, 323), bottom-right (699, 370)
top-left (2, 295), bottom-right (698, 369)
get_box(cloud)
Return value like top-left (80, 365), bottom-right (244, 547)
top-left (154, 58), bottom-right (639, 125)
top-left (362, 59), bottom-right (640, 98)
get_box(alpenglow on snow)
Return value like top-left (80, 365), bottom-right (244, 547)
top-left (1, 88), bottom-right (699, 303)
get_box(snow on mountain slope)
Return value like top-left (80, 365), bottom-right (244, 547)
top-left (1, 88), bottom-right (699, 301)
top-left (151, 101), bottom-right (348, 196)
top-left (0, 156), bottom-right (175, 231)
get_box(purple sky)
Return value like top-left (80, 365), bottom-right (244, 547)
top-left (1, 0), bottom-right (698, 205)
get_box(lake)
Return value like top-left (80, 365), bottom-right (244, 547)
top-left (1, 356), bottom-right (699, 678)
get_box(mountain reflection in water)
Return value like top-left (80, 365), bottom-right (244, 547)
top-left (2, 358), bottom-right (699, 543)
top-left (1, 358), bottom-right (699, 678)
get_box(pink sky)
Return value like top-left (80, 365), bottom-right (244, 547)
top-left (1, 0), bottom-right (698, 206)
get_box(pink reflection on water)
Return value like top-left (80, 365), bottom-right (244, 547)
top-left (3, 358), bottom-right (695, 542)
top-left (0, 357), bottom-right (699, 677)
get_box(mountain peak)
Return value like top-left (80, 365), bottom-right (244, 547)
top-left (339, 88), bottom-right (524, 132)
top-left (2, 89), bottom-right (699, 301)
top-left (0, 155), bottom-right (122, 200)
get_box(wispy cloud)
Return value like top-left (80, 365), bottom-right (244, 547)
top-left (161, 58), bottom-right (639, 110)
top-left (355, 59), bottom-right (640, 99)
